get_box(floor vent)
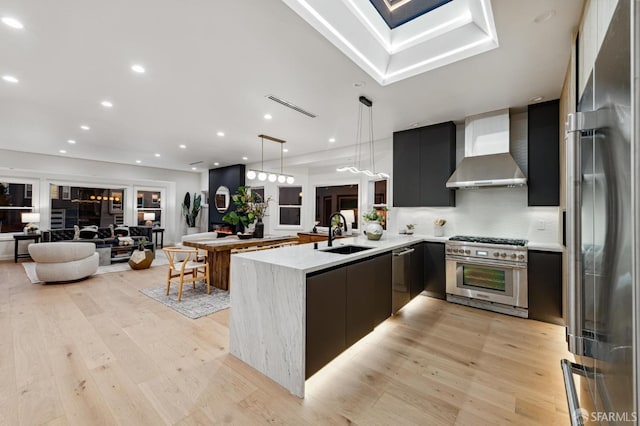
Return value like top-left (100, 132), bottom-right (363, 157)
top-left (266, 95), bottom-right (317, 118)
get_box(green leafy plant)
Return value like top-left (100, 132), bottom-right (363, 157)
top-left (222, 186), bottom-right (263, 229)
top-left (182, 192), bottom-right (201, 227)
top-left (137, 236), bottom-right (148, 251)
top-left (363, 207), bottom-right (387, 222)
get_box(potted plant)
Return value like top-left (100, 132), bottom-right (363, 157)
top-left (363, 207), bottom-right (386, 241)
top-left (182, 192), bottom-right (202, 234)
top-left (137, 236), bottom-right (148, 251)
top-left (249, 194), bottom-right (271, 238)
top-left (222, 186), bottom-right (261, 233)
top-left (405, 224), bottom-right (415, 235)
top-left (434, 218), bottom-right (447, 237)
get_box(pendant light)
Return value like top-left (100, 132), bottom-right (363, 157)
top-left (337, 96), bottom-right (389, 179)
top-left (246, 134), bottom-right (295, 184)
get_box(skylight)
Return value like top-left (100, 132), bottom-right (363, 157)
top-left (282, 0), bottom-right (498, 85)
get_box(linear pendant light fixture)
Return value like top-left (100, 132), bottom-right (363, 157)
top-left (337, 96), bottom-right (389, 179)
top-left (246, 134), bottom-right (295, 184)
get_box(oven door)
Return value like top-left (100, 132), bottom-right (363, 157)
top-left (446, 256), bottom-right (528, 308)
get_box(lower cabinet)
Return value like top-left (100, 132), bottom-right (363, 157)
top-left (409, 243), bottom-right (425, 299)
top-left (527, 250), bottom-right (563, 325)
top-left (423, 242), bottom-right (446, 299)
top-left (305, 268), bottom-right (346, 378)
top-left (305, 253), bottom-right (392, 378)
top-left (346, 253), bottom-right (392, 346)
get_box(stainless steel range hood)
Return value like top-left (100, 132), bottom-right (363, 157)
top-left (446, 109), bottom-right (527, 189)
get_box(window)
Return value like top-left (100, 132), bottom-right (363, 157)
top-left (278, 186), bottom-right (302, 226)
top-left (0, 182), bottom-right (34, 233)
top-left (49, 184), bottom-right (125, 229)
top-left (136, 190), bottom-right (162, 227)
top-left (315, 184), bottom-right (358, 229)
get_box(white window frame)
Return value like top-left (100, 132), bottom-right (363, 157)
top-left (0, 177), bottom-right (39, 235)
top-left (276, 185), bottom-right (303, 229)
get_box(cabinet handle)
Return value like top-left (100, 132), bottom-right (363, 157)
top-left (393, 248), bottom-right (414, 257)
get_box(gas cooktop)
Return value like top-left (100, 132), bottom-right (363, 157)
top-left (448, 235), bottom-right (528, 247)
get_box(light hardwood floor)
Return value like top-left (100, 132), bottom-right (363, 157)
top-left (0, 260), bottom-right (573, 425)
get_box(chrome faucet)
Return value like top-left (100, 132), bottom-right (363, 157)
top-left (327, 212), bottom-right (347, 247)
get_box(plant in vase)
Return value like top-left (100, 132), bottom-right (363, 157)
top-left (248, 193), bottom-right (271, 238)
top-left (182, 192), bottom-right (202, 233)
top-left (222, 186), bottom-right (271, 237)
top-left (137, 236), bottom-right (148, 251)
top-left (363, 207), bottom-right (386, 241)
top-left (405, 224), bottom-right (415, 235)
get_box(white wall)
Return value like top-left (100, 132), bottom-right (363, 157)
top-left (0, 149), bottom-right (201, 260)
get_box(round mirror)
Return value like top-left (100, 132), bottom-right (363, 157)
top-left (214, 186), bottom-right (230, 213)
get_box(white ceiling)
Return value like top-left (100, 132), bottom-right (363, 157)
top-left (0, 0), bottom-right (584, 173)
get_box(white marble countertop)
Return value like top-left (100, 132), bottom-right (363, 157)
top-left (527, 242), bottom-right (565, 252)
top-left (233, 234), bottom-right (426, 274)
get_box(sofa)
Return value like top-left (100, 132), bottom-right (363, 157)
top-left (28, 242), bottom-right (99, 283)
top-left (42, 225), bottom-right (153, 246)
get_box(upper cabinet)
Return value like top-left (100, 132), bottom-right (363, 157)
top-left (393, 122), bottom-right (456, 207)
top-left (578, 0), bottom-right (619, 98)
top-left (528, 99), bottom-right (560, 206)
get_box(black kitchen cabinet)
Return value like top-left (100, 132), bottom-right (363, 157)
top-left (306, 253), bottom-right (392, 377)
top-left (409, 243), bottom-right (425, 299)
top-left (306, 267), bottom-right (347, 379)
top-left (528, 100), bottom-right (560, 206)
top-left (393, 122), bottom-right (456, 207)
top-left (527, 250), bottom-right (563, 325)
top-left (423, 242), bottom-right (446, 299)
top-left (346, 253), bottom-right (391, 346)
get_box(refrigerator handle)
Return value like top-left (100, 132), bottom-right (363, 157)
top-left (565, 111), bottom-right (597, 355)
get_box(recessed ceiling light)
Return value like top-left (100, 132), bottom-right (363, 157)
top-left (264, 114), bottom-right (272, 120)
top-left (135, 160), bottom-right (142, 164)
top-left (101, 100), bottom-right (113, 108)
top-left (217, 131), bottom-right (225, 137)
top-left (67, 139), bottom-right (76, 144)
top-left (191, 167), bottom-right (197, 170)
top-left (283, 148), bottom-right (289, 153)
top-left (534, 10), bottom-right (556, 24)
top-left (213, 162), bottom-right (220, 166)
top-left (329, 138), bottom-right (336, 143)
top-left (1, 17), bottom-right (23, 29)
top-left (529, 95), bottom-right (544, 102)
top-left (179, 144), bottom-right (186, 149)
top-left (80, 125), bottom-right (90, 130)
top-left (154, 153), bottom-right (161, 157)
top-left (242, 156), bottom-right (248, 160)
top-left (2, 75), bottom-right (18, 83)
top-left (131, 64), bottom-right (146, 74)
top-left (59, 149), bottom-right (67, 154)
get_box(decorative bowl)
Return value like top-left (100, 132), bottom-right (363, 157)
top-left (237, 233), bottom-right (253, 240)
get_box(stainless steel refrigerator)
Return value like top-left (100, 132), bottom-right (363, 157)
top-left (564, 0), bottom-right (638, 424)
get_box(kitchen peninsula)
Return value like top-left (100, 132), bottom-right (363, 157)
top-left (229, 234), bottom-right (428, 397)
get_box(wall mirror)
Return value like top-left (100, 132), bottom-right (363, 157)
top-left (215, 186), bottom-right (230, 213)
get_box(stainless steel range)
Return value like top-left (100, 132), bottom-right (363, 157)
top-left (445, 235), bottom-right (528, 318)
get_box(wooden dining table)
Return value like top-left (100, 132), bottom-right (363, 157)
top-left (182, 235), bottom-right (299, 290)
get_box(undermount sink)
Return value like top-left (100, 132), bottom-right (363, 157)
top-left (321, 245), bottom-right (373, 255)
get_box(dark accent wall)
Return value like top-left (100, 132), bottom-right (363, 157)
top-left (208, 164), bottom-right (245, 232)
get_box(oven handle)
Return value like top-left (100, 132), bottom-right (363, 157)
top-left (445, 255), bottom-right (527, 269)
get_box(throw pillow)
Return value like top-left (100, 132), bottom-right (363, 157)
top-left (79, 225), bottom-right (98, 239)
top-left (109, 224), bottom-right (115, 238)
top-left (73, 225), bottom-right (80, 240)
top-left (114, 226), bottom-right (129, 237)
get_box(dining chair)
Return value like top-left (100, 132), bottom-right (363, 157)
top-left (163, 247), bottom-right (210, 301)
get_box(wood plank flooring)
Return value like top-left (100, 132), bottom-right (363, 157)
top-left (0, 260), bottom-right (573, 425)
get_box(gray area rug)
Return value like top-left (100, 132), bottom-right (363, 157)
top-left (140, 284), bottom-right (230, 319)
top-left (22, 249), bottom-right (169, 284)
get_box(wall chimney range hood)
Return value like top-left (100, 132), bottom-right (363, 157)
top-left (446, 109), bottom-right (527, 189)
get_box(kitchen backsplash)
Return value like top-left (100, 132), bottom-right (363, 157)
top-left (391, 186), bottom-right (560, 244)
